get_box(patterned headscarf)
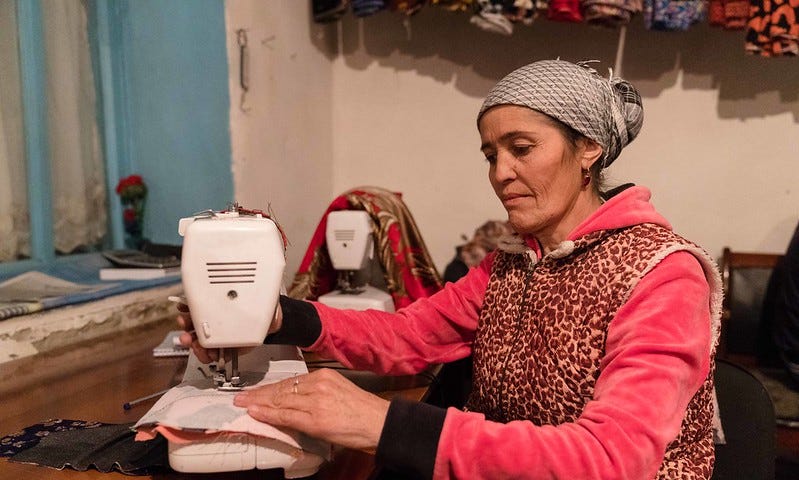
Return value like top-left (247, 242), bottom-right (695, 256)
top-left (477, 59), bottom-right (644, 167)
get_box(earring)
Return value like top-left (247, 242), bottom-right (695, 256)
top-left (582, 169), bottom-right (591, 187)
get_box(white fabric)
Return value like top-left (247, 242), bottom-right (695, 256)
top-left (42, 0), bottom-right (107, 254)
top-left (0, 1), bottom-right (29, 261)
top-left (134, 345), bottom-right (331, 460)
top-left (0, 0), bottom-right (106, 263)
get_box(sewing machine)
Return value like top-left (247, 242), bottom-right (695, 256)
top-left (178, 205), bottom-right (287, 390)
top-left (317, 210), bottom-right (395, 312)
top-left (165, 205), bottom-right (325, 477)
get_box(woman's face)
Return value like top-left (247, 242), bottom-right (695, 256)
top-left (478, 105), bottom-right (600, 244)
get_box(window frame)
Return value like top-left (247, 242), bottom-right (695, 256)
top-left (1, 0), bottom-right (127, 278)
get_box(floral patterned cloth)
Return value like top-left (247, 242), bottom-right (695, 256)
top-left (287, 186), bottom-right (442, 309)
top-left (1, 419), bottom-right (105, 457)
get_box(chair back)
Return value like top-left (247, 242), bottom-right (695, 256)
top-left (711, 359), bottom-right (776, 480)
top-left (719, 247), bottom-right (783, 364)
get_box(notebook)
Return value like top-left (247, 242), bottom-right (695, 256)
top-left (153, 331), bottom-right (190, 357)
top-left (99, 266), bottom-right (181, 281)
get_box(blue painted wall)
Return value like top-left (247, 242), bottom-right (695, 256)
top-left (114, 0), bottom-right (233, 246)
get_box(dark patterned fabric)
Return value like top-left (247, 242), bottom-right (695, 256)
top-left (466, 224), bottom-right (718, 479)
top-left (470, 1), bottom-right (516, 34)
top-left (431, 0), bottom-right (474, 11)
top-left (2, 419), bottom-right (167, 475)
top-left (643, 0), bottom-right (706, 31)
top-left (352, 0), bottom-right (386, 16)
top-left (582, 0), bottom-right (642, 27)
top-left (1, 419), bottom-right (104, 457)
top-left (312, 0), bottom-right (350, 22)
top-left (386, 0), bottom-right (426, 14)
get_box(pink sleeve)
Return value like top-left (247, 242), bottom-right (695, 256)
top-left (434, 251), bottom-right (712, 480)
top-left (305, 254), bottom-right (494, 375)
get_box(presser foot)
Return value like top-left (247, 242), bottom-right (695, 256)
top-left (212, 348), bottom-right (246, 391)
top-left (212, 371), bottom-right (245, 391)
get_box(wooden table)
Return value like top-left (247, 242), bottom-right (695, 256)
top-left (0, 319), bottom-right (437, 480)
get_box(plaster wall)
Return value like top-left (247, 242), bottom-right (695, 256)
top-left (224, 1), bottom-right (336, 281)
top-left (224, 5), bottom-right (799, 275)
top-left (329, 12), bottom-right (799, 271)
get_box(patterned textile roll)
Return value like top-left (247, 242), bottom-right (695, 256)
top-left (708, 0), bottom-right (725, 25)
top-left (430, 0), bottom-right (474, 11)
top-left (746, 0), bottom-right (799, 56)
top-left (582, 0), bottom-right (642, 27)
top-left (506, 0), bottom-right (538, 24)
top-left (478, 59), bottom-right (644, 168)
top-left (352, 0), bottom-right (386, 16)
top-left (548, 0), bottom-right (583, 22)
top-left (708, 0), bottom-right (749, 30)
top-left (386, 0), bottom-right (426, 15)
top-left (722, 0), bottom-right (750, 29)
top-left (470, 0), bottom-right (515, 35)
top-left (642, 0), bottom-right (706, 31)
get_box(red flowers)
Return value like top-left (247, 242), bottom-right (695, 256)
top-left (115, 174), bottom-right (147, 247)
top-left (115, 174), bottom-right (147, 203)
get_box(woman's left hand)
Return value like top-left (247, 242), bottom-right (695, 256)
top-left (233, 368), bottom-right (390, 452)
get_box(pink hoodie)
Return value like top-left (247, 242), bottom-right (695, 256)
top-left (306, 186), bottom-right (712, 479)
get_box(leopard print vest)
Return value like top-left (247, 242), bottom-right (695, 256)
top-left (465, 223), bottom-right (721, 479)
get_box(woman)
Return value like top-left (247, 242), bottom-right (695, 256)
top-left (180, 59), bottom-right (722, 479)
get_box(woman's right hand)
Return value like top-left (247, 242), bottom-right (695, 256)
top-left (176, 300), bottom-right (284, 364)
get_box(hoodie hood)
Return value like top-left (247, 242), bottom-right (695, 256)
top-left (511, 185), bottom-right (671, 262)
top-left (569, 185), bottom-right (671, 240)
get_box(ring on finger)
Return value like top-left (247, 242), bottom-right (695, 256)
top-left (292, 376), bottom-right (299, 394)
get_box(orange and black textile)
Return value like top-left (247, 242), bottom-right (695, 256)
top-left (746, 0), bottom-right (799, 56)
top-left (287, 186), bottom-right (443, 309)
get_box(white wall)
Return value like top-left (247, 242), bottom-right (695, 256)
top-left (225, 1), bottom-right (337, 280)
top-left (227, 4), bottom-right (799, 275)
top-left (330, 10), bottom-right (799, 271)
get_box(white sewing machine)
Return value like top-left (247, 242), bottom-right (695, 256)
top-left (168, 205), bottom-right (325, 477)
top-left (317, 210), bottom-right (395, 312)
top-left (178, 205), bottom-right (287, 390)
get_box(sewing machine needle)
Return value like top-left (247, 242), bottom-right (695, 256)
top-left (232, 350), bottom-right (239, 380)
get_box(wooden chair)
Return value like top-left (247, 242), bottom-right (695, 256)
top-left (719, 247), bottom-right (799, 474)
top-left (719, 247), bottom-right (783, 365)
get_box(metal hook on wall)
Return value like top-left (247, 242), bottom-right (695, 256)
top-left (237, 28), bottom-right (250, 113)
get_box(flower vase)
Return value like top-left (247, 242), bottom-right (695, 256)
top-left (116, 174), bottom-right (148, 250)
top-left (123, 198), bottom-right (146, 250)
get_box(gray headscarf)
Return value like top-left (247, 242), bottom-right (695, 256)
top-left (477, 59), bottom-right (643, 167)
